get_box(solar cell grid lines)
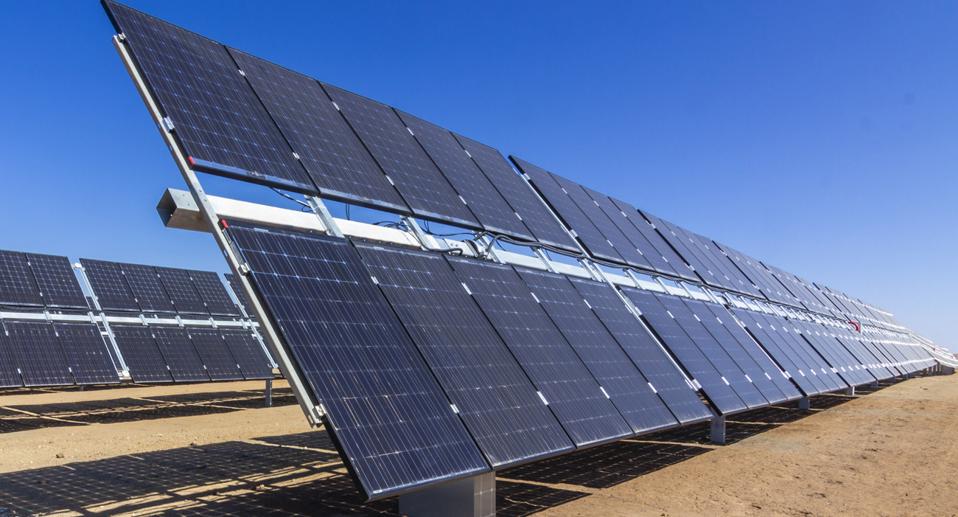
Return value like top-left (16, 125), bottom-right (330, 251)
top-left (187, 328), bottom-right (243, 381)
top-left (227, 49), bottom-right (408, 213)
top-left (0, 329), bottom-right (21, 387)
top-left (396, 110), bottom-right (534, 240)
top-left (354, 241), bottom-right (575, 468)
top-left (121, 263), bottom-right (175, 313)
top-left (81, 259), bottom-right (139, 312)
top-left (220, 329), bottom-right (273, 380)
top-left (25, 253), bottom-right (88, 309)
top-left (4, 321), bottom-right (74, 387)
top-left (610, 199), bottom-right (697, 281)
top-left (511, 157), bottom-right (621, 263)
top-left (514, 267), bottom-right (680, 434)
top-left (110, 325), bottom-right (173, 383)
top-left (452, 135), bottom-right (579, 251)
top-left (0, 250), bottom-right (43, 307)
top-left (53, 323), bottom-right (120, 385)
top-left (104, 1), bottom-right (315, 192)
top-left (225, 223), bottom-right (489, 499)
top-left (445, 256), bottom-right (633, 447)
top-left (321, 83), bottom-right (479, 228)
top-left (156, 267), bottom-right (208, 314)
top-left (190, 270), bottom-right (240, 316)
top-left (152, 327), bottom-right (210, 382)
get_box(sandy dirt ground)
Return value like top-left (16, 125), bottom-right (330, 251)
top-left (0, 375), bottom-right (954, 515)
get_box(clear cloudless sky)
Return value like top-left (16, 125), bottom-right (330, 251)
top-left (0, 1), bottom-right (954, 349)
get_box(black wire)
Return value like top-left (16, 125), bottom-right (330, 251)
top-left (270, 187), bottom-right (311, 210)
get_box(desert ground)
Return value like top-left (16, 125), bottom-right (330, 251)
top-left (0, 374), bottom-right (955, 516)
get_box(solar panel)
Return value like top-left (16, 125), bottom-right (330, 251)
top-left (641, 212), bottom-right (717, 286)
top-left (0, 250), bottom-right (42, 307)
top-left (110, 325), bottom-right (173, 383)
top-left (152, 327), bottom-right (210, 382)
top-left (121, 263), bottom-right (176, 313)
top-left (446, 257), bottom-right (632, 446)
top-left (190, 271), bottom-right (239, 316)
top-left (225, 223), bottom-right (489, 499)
top-left (187, 328), bottom-right (243, 381)
top-left (580, 188), bottom-right (666, 273)
top-left (396, 110), bottom-right (533, 240)
top-left (761, 314), bottom-right (846, 391)
top-left (354, 241), bottom-right (574, 468)
top-left (515, 268), bottom-right (680, 433)
top-left (224, 273), bottom-right (255, 317)
top-left (610, 200), bottom-right (697, 281)
top-left (568, 277), bottom-right (711, 424)
top-left (103, 1), bottom-right (315, 193)
top-left (156, 267), bottom-right (208, 315)
top-left (220, 329), bottom-right (273, 380)
top-left (655, 295), bottom-right (768, 409)
top-left (512, 157), bottom-right (621, 263)
top-left (228, 49), bottom-right (408, 213)
top-left (730, 309), bottom-right (822, 396)
top-left (322, 84), bottom-right (478, 228)
top-left (81, 259), bottom-right (138, 312)
top-left (53, 323), bottom-right (120, 385)
top-left (752, 312), bottom-right (837, 393)
top-left (0, 329), bottom-right (22, 387)
top-left (454, 134), bottom-right (579, 251)
top-left (4, 321), bottom-right (73, 386)
top-left (26, 253), bottom-right (88, 309)
top-left (623, 287), bottom-right (746, 414)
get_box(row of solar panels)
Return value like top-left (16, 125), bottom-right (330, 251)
top-left (102, 0), bottom-right (904, 333)
top-left (0, 250), bottom-right (272, 388)
top-left (224, 220), bottom-right (934, 500)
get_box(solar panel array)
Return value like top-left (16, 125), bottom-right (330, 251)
top-left (0, 248), bottom-right (272, 388)
top-left (101, 0), bottom-right (945, 505)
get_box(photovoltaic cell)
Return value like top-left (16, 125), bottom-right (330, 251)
top-left (156, 267), bottom-right (208, 315)
top-left (446, 257), bottom-right (632, 446)
top-left (610, 200), bottom-right (697, 281)
top-left (190, 271), bottom-right (239, 316)
top-left (4, 321), bottom-right (73, 387)
top-left (516, 268), bottom-right (679, 434)
top-left (623, 287), bottom-right (747, 414)
top-left (81, 259), bottom-right (138, 312)
top-left (26, 253), bottom-right (88, 309)
top-left (355, 242), bottom-right (574, 468)
top-left (221, 329), bottom-right (273, 380)
top-left (0, 250), bottom-right (42, 307)
top-left (580, 188), bottom-right (664, 273)
top-left (228, 49), bottom-right (408, 212)
top-left (187, 328), bottom-right (243, 380)
top-left (152, 327), bottom-right (210, 382)
top-left (226, 223), bottom-right (489, 499)
top-left (568, 277), bottom-right (711, 424)
top-left (512, 157), bottom-right (621, 263)
top-left (454, 135), bottom-right (578, 251)
top-left (0, 329), bottom-right (21, 387)
top-left (730, 309), bottom-right (822, 396)
top-left (396, 110), bottom-right (533, 240)
top-left (121, 263), bottom-right (176, 313)
top-left (322, 84), bottom-right (478, 228)
top-left (111, 325), bottom-right (173, 383)
top-left (103, 1), bottom-right (314, 192)
top-left (53, 323), bottom-right (120, 385)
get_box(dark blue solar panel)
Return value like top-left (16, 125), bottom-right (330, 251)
top-left (515, 268), bottom-right (679, 434)
top-left (796, 322), bottom-right (872, 386)
top-left (220, 329), bottom-right (273, 380)
top-left (623, 288), bottom-right (746, 414)
top-left (0, 250), bottom-right (42, 307)
top-left (446, 257), bottom-right (632, 447)
top-left (640, 212), bottom-right (717, 286)
top-left (0, 329), bottom-right (22, 387)
top-left (580, 188), bottom-right (667, 273)
top-left (190, 271), bottom-right (239, 316)
top-left (511, 157), bottom-right (621, 263)
top-left (103, 1), bottom-right (314, 192)
top-left (396, 110), bottom-right (533, 240)
top-left (152, 327), bottom-right (210, 382)
top-left (355, 242), bottom-right (573, 468)
top-left (156, 267), bottom-right (208, 315)
top-left (733, 310), bottom-right (829, 395)
top-left (568, 277), bottom-right (711, 424)
top-left (683, 299), bottom-right (788, 404)
top-left (610, 200), bottom-right (697, 281)
top-left (761, 314), bottom-right (846, 391)
top-left (453, 135), bottom-right (578, 251)
top-left (187, 328), bottom-right (243, 381)
top-left (81, 259), bottom-right (138, 312)
top-left (4, 322), bottom-right (73, 386)
top-left (54, 323), bottom-right (120, 385)
top-left (656, 295), bottom-right (768, 409)
top-left (229, 49), bottom-right (408, 213)
top-left (121, 263), bottom-right (176, 313)
top-left (26, 253), bottom-right (88, 309)
top-left (696, 303), bottom-right (801, 401)
top-left (111, 325), bottom-right (173, 383)
top-left (322, 84), bottom-right (478, 228)
top-left (227, 223), bottom-right (489, 499)
top-left (551, 176), bottom-right (650, 269)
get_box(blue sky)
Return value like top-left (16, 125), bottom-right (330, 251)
top-left (0, 1), bottom-right (954, 349)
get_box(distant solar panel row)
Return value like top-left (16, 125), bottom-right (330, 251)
top-left (224, 221), bottom-right (709, 500)
top-left (0, 250), bottom-right (87, 309)
top-left (0, 322), bottom-right (117, 388)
